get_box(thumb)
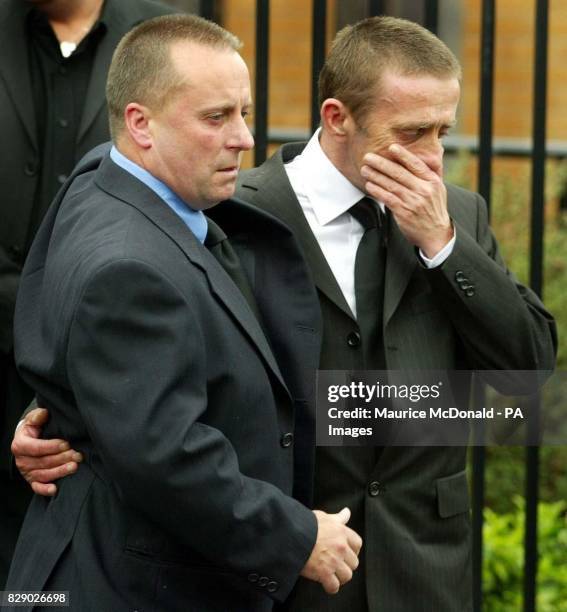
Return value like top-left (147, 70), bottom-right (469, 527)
top-left (28, 408), bottom-right (49, 426)
top-left (333, 507), bottom-right (351, 525)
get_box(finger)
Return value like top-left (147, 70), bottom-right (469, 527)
top-left (333, 507), bottom-right (351, 525)
top-left (346, 528), bottom-right (363, 556)
top-left (12, 435), bottom-right (70, 458)
top-left (24, 462), bottom-right (78, 484)
top-left (321, 572), bottom-right (341, 595)
top-left (388, 144), bottom-right (439, 181)
top-left (364, 180), bottom-right (404, 211)
top-left (16, 450), bottom-right (83, 472)
top-left (343, 545), bottom-right (360, 570)
top-left (361, 165), bottom-right (410, 202)
top-left (26, 408), bottom-right (49, 426)
top-left (31, 481), bottom-right (57, 496)
top-left (333, 561), bottom-right (353, 586)
top-left (363, 153), bottom-right (422, 191)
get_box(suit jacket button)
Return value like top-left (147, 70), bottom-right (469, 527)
top-left (280, 432), bottom-right (294, 448)
top-left (455, 271), bottom-right (466, 282)
top-left (347, 331), bottom-right (361, 347)
top-left (368, 481), bottom-right (382, 496)
top-left (24, 161), bottom-right (38, 177)
top-left (465, 288), bottom-right (475, 297)
top-left (248, 573), bottom-right (259, 583)
top-left (258, 576), bottom-right (269, 587)
top-left (267, 581), bottom-right (278, 593)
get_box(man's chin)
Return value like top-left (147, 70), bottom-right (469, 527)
top-left (202, 186), bottom-right (237, 209)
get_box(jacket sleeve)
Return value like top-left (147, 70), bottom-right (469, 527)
top-left (66, 258), bottom-right (316, 603)
top-left (426, 191), bottom-right (557, 391)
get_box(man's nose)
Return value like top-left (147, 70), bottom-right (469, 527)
top-left (229, 116), bottom-right (255, 151)
top-left (419, 138), bottom-right (444, 177)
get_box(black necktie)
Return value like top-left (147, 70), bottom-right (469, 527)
top-left (349, 198), bottom-right (389, 452)
top-left (348, 197), bottom-right (387, 370)
top-left (205, 219), bottom-right (261, 322)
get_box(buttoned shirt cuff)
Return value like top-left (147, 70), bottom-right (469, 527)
top-left (419, 227), bottom-right (456, 268)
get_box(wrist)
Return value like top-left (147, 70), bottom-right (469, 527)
top-left (420, 224), bottom-right (454, 259)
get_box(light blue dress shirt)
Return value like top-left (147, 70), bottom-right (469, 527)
top-left (110, 146), bottom-right (208, 244)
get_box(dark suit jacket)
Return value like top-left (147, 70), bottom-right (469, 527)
top-left (0, 6), bottom-right (175, 572)
top-left (7, 148), bottom-right (320, 611)
top-left (236, 142), bottom-right (557, 612)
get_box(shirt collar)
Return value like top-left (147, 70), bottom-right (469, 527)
top-left (288, 128), bottom-right (383, 225)
top-left (110, 146), bottom-right (208, 244)
top-left (291, 129), bottom-right (366, 225)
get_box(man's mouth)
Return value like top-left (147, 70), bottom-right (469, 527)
top-left (218, 166), bottom-right (238, 174)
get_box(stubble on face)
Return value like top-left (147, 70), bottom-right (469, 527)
top-left (145, 42), bottom-right (253, 209)
top-left (345, 71), bottom-right (460, 187)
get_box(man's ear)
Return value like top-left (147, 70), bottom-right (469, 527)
top-left (123, 102), bottom-right (153, 149)
top-left (320, 98), bottom-right (351, 140)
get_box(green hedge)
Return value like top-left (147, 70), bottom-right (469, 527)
top-left (483, 497), bottom-right (567, 611)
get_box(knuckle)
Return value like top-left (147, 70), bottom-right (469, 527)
top-left (44, 455), bottom-right (58, 468)
top-left (320, 566), bottom-right (334, 580)
top-left (30, 470), bottom-right (44, 482)
top-left (392, 169), bottom-right (403, 182)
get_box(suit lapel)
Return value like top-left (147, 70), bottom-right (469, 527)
top-left (240, 143), bottom-right (419, 328)
top-left (0, 2), bottom-right (37, 150)
top-left (238, 143), bottom-right (353, 319)
top-left (94, 156), bottom-right (289, 394)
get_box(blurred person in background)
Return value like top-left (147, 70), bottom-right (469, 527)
top-left (0, 0), bottom-right (175, 586)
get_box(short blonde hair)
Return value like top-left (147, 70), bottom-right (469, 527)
top-left (319, 16), bottom-right (461, 125)
top-left (106, 14), bottom-right (242, 139)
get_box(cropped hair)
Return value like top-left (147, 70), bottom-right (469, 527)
top-left (106, 14), bottom-right (242, 139)
top-left (319, 16), bottom-right (461, 124)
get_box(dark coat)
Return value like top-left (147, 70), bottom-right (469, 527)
top-left (7, 147), bottom-right (321, 611)
top-left (236, 142), bottom-right (557, 612)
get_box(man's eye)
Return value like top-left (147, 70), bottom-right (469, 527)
top-left (402, 128), bottom-right (425, 139)
top-left (207, 114), bottom-right (224, 122)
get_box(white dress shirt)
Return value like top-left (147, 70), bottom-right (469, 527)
top-left (284, 129), bottom-right (454, 317)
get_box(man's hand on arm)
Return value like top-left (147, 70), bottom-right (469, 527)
top-left (11, 407), bottom-right (82, 496)
top-left (300, 507), bottom-right (362, 595)
top-left (361, 144), bottom-right (454, 258)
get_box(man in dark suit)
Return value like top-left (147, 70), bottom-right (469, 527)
top-left (5, 14), bottom-right (362, 611)
top-left (233, 17), bottom-right (557, 612)
top-left (237, 18), bottom-right (556, 612)
top-left (0, 0), bottom-right (175, 585)
top-left (12, 15), bottom-right (557, 612)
